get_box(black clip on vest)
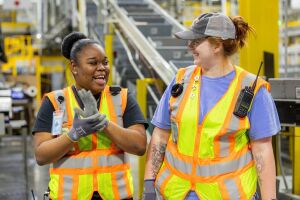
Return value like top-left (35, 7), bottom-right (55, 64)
top-left (171, 83), bottom-right (184, 97)
top-left (109, 85), bottom-right (121, 96)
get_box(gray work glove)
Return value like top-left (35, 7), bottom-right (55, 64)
top-left (66, 111), bottom-right (103, 142)
top-left (77, 89), bottom-right (99, 117)
top-left (142, 180), bottom-right (156, 200)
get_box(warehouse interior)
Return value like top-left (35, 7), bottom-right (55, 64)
top-left (0, 0), bottom-right (299, 199)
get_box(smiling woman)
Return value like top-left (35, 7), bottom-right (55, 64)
top-left (32, 32), bottom-right (148, 200)
top-left (143, 13), bottom-right (280, 200)
top-left (62, 34), bottom-right (110, 94)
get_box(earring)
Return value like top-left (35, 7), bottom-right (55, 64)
top-left (73, 71), bottom-right (77, 75)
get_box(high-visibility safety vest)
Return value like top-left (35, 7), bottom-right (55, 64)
top-left (45, 86), bottom-right (133, 200)
top-left (155, 66), bottom-right (270, 200)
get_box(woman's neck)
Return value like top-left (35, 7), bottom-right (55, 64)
top-left (201, 58), bottom-right (234, 78)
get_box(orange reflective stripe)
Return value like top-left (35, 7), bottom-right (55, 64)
top-left (160, 170), bottom-right (172, 198)
top-left (64, 88), bottom-right (73, 127)
top-left (121, 88), bottom-right (127, 114)
top-left (124, 171), bottom-right (132, 197)
top-left (63, 149), bottom-right (123, 158)
top-left (155, 165), bottom-right (172, 197)
top-left (265, 82), bottom-right (270, 91)
top-left (254, 78), bottom-right (270, 93)
top-left (191, 123), bottom-right (202, 189)
top-left (228, 133), bottom-right (236, 154)
top-left (92, 134), bottom-right (97, 150)
top-left (170, 67), bottom-right (187, 106)
top-left (234, 177), bottom-right (247, 200)
top-left (214, 70), bottom-right (248, 157)
top-left (167, 140), bottom-right (250, 165)
top-left (71, 175), bottom-right (79, 200)
top-left (219, 181), bottom-right (231, 200)
top-left (165, 155), bottom-right (254, 183)
top-left (167, 142), bottom-right (193, 163)
top-left (50, 163), bottom-right (130, 175)
top-left (47, 92), bottom-right (59, 110)
top-left (175, 67), bottom-right (200, 121)
top-left (112, 173), bottom-right (120, 199)
top-left (106, 90), bottom-right (117, 123)
top-left (177, 68), bottom-right (187, 82)
top-left (178, 68), bottom-right (201, 185)
top-left (92, 154), bottom-right (98, 192)
top-left (58, 175), bottom-right (64, 200)
top-left (197, 145), bottom-right (250, 164)
top-left (64, 88), bottom-right (80, 153)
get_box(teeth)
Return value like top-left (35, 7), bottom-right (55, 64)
top-left (95, 76), bottom-right (105, 79)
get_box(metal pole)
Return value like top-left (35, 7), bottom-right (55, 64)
top-left (23, 127), bottom-right (28, 200)
top-left (283, 0), bottom-right (288, 77)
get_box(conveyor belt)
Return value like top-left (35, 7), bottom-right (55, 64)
top-left (107, 0), bottom-right (194, 85)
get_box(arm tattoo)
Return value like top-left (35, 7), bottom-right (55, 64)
top-left (151, 143), bottom-right (167, 177)
top-left (254, 154), bottom-right (265, 185)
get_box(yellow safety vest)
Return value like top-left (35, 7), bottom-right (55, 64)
top-left (155, 66), bottom-right (270, 200)
top-left (46, 86), bottom-right (133, 200)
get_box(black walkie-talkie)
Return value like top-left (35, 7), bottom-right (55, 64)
top-left (233, 62), bottom-right (263, 118)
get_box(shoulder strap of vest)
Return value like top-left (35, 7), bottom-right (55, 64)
top-left (176, 65), bottom-right (198, 83)
top-left (120, 88), bottom-right (128, 114)
top-left (238, 66), bottom-right (270, 95)
top-left (45, 87), bottom-right (69, 122)
top-left (105, 85), bottom-right (127, 115)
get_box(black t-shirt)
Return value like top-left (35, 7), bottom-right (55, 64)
top-left (32, 86), bottom-right (149, 134)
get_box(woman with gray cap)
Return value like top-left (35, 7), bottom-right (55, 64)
top-left (143, 13), bottom-right (279, 200)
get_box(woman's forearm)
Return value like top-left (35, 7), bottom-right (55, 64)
top-left (251, 137), bottom-right (276, 200)
top-left (144, 127), bottom-right (170, 179)
top-left (104, 122), bottom-right (147, 156)
top-left (34, 132), bottom-right (73, 165)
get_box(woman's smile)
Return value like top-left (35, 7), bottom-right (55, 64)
top-left (93, 74), bottom-right (106, 85)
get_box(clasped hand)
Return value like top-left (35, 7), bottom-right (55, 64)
top-left (66, 89), bottom-right (108, 142)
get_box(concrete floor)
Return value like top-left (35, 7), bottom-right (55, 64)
top-left (0, 135), bottom-right (48, 200)
top-left (0, 135), bottom-right (141, 200)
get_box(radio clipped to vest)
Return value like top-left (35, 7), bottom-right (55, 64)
top-left (233, 62), bottom-right (263, 118)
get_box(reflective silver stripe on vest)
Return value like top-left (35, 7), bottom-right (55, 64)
top-left (220, 72), bottom-right (257, 157)
top-left (166, 149), bottom-right (252, 177)
top-left (110, 91), bottom-right (123, 126)
top-left (165, 150), bottom-right (192, 174)
top-left (155, 168), bottom-right (171, 194)
top-left (53, 90), bottom-right (68, 123)
top-left (53, 157), bottom-right (92, 168)
top-left (53, 154), bottom-right (126, 169)
top-left (171, 121), bottom-right (179, 144)
top-left (98, 154), bottom-right (126, 166)
top-left (219, 116), bottom-right (239, 157)
top-left (116, 171), bottom-right (129, 199)
top-left (171, 66), bottom-right (196, 118)
top-left (171, 66), bottom-right (197, 143)
top-left (224, 179), bottom-right (240, 200)
top-left (196, 150), bottom-right (253, 177)
top-left (62, 175), bottom-right (72, 199)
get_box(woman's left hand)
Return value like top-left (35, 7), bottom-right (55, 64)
top-left (78, 89), bottom-right (99, 117)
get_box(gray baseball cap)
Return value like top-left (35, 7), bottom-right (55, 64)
top-left (175, 13), bottom-right (236, 40)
